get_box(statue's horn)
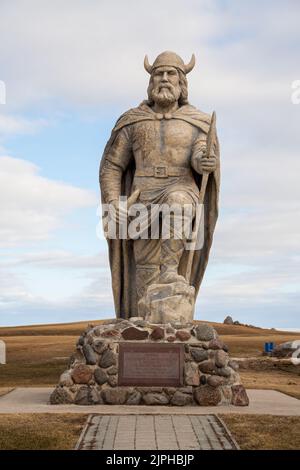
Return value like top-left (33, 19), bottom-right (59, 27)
top-left (144, 55), bottom-right (152, 74)
top-left (184, 54), bottom-right (195, 74)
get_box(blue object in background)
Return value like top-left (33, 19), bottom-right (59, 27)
top-left (264, 342), bottom-right (275, 353)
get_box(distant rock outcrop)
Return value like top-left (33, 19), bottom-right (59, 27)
top-left (223, 316), bottom-right (234, 325)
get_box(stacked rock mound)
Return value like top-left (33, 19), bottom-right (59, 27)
top-left (50, 318), bottom-right (249, 406)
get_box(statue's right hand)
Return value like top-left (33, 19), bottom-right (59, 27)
top-left (110, 199), bottom-right (128, 225)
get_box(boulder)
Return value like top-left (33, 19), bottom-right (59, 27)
top-left (71, 364), bottom-right (93, 384)
top-left (99, 349), bottom-right (117, 368)
top-left (231, 385), bottom-right (249, 406)
top-left (194, 324), bottom-right (216, 342)
top-left (50, 386), bottom-right (74, 404)
top-left (171, 391), bottom-right (194, 406)
top-left (122, 327), bottom-right (149, 340)
top-left (143, 393), bottom-right (169, 405)
top-left (194, 385), bottom-right (222, 406)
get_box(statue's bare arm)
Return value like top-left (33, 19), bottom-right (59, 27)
top-left (191, 129), bottom-right (217, 175)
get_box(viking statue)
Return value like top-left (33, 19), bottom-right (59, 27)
top-left (100, 51), bottom-right (220, 322)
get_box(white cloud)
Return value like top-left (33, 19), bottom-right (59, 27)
top-left (0, 113), bottom-right (48, 135)
top-left (0, 155), bottom-right (96, 246)
top-left (1, 250), bottom-right (107, 269)
top-left (0, 0), bottom-right (299, 110)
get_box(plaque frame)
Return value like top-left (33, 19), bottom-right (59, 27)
top-left (118, 342), bottom-right (184, 386)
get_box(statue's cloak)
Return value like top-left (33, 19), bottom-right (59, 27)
top-left (99, 101), bottom-right (220, 318)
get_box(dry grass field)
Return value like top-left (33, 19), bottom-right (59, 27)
top-left (220, 414), bottom-right (300, 450)
top-left (0, 414), bottom-right (87, 450)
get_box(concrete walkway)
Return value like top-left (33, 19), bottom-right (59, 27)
top-left (75, 414), bottom-right (240, 450)
top-left (0, 388), bottom-right (299, 415)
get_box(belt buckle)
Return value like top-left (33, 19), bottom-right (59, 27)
top-left (154, 165), bottom-right (167, 177)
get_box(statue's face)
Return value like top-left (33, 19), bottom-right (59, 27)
top-left (152, 66), bottom-right (180, 89)
top-left (150, 66), bottom-right (181, 106)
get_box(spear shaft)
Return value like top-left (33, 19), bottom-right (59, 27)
top-left (185, 111), bottom-right (217, 283)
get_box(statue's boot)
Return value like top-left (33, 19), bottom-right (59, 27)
top-left (136, 264), bottom-right (160, 302)
top-left (159, 238), bottom-right (187, 284)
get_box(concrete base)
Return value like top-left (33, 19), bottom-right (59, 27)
top-left (0, 388), bottom-right (299, 415)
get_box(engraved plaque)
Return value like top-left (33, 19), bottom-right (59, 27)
top-left (118, 343), bottom-right (184, 386)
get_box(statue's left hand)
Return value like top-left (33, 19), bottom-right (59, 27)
top-left (193, 148), bottom-right (217, 174)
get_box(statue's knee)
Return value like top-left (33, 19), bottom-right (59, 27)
top-left (166, 191), bottom-right (192, 207)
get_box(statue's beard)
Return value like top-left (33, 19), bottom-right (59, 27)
top-left (150, 84), bottom-right (181, 106)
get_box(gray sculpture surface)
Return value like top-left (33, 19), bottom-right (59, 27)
top-left (100, 51), bottom-right (220, 323)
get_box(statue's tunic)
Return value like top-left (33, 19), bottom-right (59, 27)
top-left (101, 103), bottom-right (208, 207)
top-left (99, 101), bottom-right (220, 318)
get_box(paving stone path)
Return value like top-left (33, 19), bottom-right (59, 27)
top-left (75, 414), bottom-right (239, 450)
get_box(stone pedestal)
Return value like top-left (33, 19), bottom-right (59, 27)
top-left (50, 318), bottom-right (249, 407)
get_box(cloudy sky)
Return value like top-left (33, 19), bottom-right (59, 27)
top-left (0, 0), bottom-right (299, 327)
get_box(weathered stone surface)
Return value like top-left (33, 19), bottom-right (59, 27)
top-left (59, 371), bottom-right (74, 387)
top-left (107, 366), bottom-right (118, 375)
top-left (190, 348), bottom-right (208, 362)
top-left (101, 388), bottom-right (127, 404)
top-left (228, 360), bottom-right (239, 371)
top-left (167, 335), bottom-right (176, 342)
top-left (194, 385), bottom-right (222, 406)
top-left (208, 338), bottom-right (225, 350)
top-left (207, 375), bottom-right (226, 387)
top-left (223, 315), bottom-right (234, 325)
top-left (82, 344), bottom-right (97, 365)
top-left (129, 316), bottom-right (144, 322)
top-left (50, 386), bottom-right (73, 404)
top-left (71, 364), bottom-right (93, 384)
top-left (94, 367), bottom-right (108, 385)
top-left (215, 366), bottom-right (232, 377)
top-left (166, 326), bottom-right (175, 334)
top-left (231, 385), bottom-right (249, 406)
top-left (171, 391), bottom-right (194, 406)
top-left (126, 390), bottom-right (142, 405)
top-left (138, 387), bottom-right (164, 393)
top-left (215, 350), bottom-right (228, 368)
top-left (143, 393), bottom-right (169, 405)
top-left (101, 329), bottom-right (120, 338)
top-left (175, 330), bottom-right (191, 341)
top-left (222, 386), bottom-right (233, 402)
top-left (198, 360), bottom-right (215, 374)
top-left (134, 320), bottom-right (147, 328)
top-left (142, 281), bottom-right (195, 324)
top-left (74, 386), bottom-right (101, 405)
top-left (194, 324), bottom-right (216, 341)
top-left (122, 327), bottom-right (149, 340)
top-left (92, 340), bottom-right (107, 355)
top-left (99, 349), bottom-right (117, 368)
top-left (108, 375), bottom-right (117, 387)
top-left (150, 327), bottom-right (165, 340)
top-left (77, 335), bottom-right (85, 346)
top-left (184, 362), bottom-right (200, 386)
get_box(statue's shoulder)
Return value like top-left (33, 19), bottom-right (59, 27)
top-left (175, 104), bottom-right (211, 133)
top-left (179, 104), bottom-right (211, 124)
top-left (113, 102), bottom-right (153, 133)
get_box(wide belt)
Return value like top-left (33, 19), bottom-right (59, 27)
top-left (135, 166), bottom-right (191, 178)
